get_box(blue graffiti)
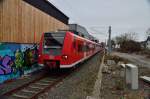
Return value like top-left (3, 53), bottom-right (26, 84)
top-left (0, 55), bottom-right (15, 75)
top-left (0, 43), bottom-right (39, 84)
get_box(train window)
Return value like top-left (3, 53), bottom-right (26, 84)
top-left (43, 33), bottom-right (65, 55)
top-left (86, 45), bottom-right (88, 51)
top-left (73, 37), bottom-right (77, 50)
top-left (89, 44), bottom-right (94, 49)
top-left (43, 37), bottom-right (64, 55)
top-left (86, 45), bottom-right (90, 51)
top-left (82, 45), bottom-right (87, 52)
top-left (44, 37), bottom-right (64, 48)
top-left (73, 40), bottom-right (76, 49)
top-left (43, 32), bottom-right (65, 48)
top-left (81, 43), bottom-right (92, 52)
top-left (78, 44), bottom-right (82, 52)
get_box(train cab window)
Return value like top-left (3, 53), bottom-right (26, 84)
top-left (44, 33), bottom-right (65, 48)
top-left (43, 32), bottom-right (65, 55)
top-left (44, 37), bottom-right (63, 48)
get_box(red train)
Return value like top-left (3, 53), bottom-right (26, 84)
top-left (38, 31), bottom-right (102, 69)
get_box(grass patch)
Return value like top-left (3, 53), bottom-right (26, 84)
top-left (104, 54), bottom-right (129, 64)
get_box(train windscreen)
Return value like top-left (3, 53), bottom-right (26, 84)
top-left (43, 32), bottom-right (66, 55)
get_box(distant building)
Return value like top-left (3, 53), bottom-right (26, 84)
top-left (146, 36), bottom-right (150, 49)
top-left (141, 36), bottom-right (150, 49)
top-left (68, 24), bottom-right (99, 43)
top-left (68, 24), bottom-right (89, 39)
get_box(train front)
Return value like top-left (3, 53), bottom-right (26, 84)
top-left (38, 32), bottom-right (66, 69)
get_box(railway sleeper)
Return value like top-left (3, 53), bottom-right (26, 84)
top-left (21, 89), bottom-right (37, 94)
top-left (42, 77), bottom-right (58, 80)
top-left (40, 79), bottom-right (56, 83)
top-left (29, 85), bottom-right (45, 90)
top-left (13, 94), bottom-right (30, 99)
top-left (35, 82), bottom-right (50, 86)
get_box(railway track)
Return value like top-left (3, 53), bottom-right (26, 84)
top-left (1, 52), bottom-right (103, 99)
top-left (1, 70), bottom-right (70, 99)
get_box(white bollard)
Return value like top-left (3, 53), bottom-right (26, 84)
top-left (126, 66), bottom-right (131, 84)
top-left (125, 64), bottom-right (138, 90)
top-left (120, 64), bottom-right (126, 77)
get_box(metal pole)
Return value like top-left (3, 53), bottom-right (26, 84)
top-left (108, 26), bottom-right (111, 54)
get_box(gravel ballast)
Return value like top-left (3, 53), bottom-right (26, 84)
top-left (38, 52), bottom-right (103, 99)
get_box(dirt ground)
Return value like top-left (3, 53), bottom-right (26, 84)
top-left (112, 52), bottom-right (150, 68)
top-left (100, 53), bottom-right (150, 99)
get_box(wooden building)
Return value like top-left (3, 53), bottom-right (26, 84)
top-left (0, 0), bottom-right (69, 43)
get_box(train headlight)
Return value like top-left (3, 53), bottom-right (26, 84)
top-left (62, 55), bottom-right (68, 59)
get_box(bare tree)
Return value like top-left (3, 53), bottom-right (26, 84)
top-left (114, 32), bottom-right (140, 52)
top-left (114, 32), bottom-right (138, 45)
top-left (124, 32), bottom-right (137, 41)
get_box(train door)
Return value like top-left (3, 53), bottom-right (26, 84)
top-left (77, 39), bottom-right (84, 59)
top-left (84, 41), bottom-right (86, 58)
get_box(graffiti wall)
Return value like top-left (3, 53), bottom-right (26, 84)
top-left (0, 43), bottom-right (39, 83)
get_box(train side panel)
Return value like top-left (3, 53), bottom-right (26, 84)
top-left (60, 32), bottom-right (84, 68)
top-left (38, 31), bottom-right (102, 69)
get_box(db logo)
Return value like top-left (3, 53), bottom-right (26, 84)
top-left (49, 56), bottom-right (54, 59)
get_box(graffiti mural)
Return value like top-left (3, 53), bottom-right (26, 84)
top-left (0, 43), bottom-right (39, 83)
top-left (0, 55), bottom-right (13, 74)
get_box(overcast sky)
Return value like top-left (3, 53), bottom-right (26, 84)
top-left (48, 0), bottom-right (150, 42)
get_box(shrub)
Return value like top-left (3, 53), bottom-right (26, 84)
top-left (120, 40), bottom-right (141, 53)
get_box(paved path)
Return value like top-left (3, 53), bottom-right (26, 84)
top-left (113, 52), bottom-right (150, 68)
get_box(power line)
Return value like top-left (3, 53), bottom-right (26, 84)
top-left (89, 26), bottom-right (108, 36)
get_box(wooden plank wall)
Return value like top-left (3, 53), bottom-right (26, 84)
top-left (0, 0), bottom-right (68, 43)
